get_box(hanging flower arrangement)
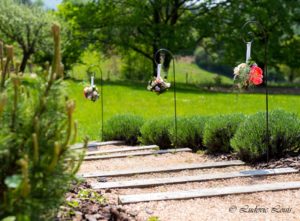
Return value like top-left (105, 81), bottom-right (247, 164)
top-left (83, 85), bottom-right (99, 102)
top-left (83, 76), bottom-right (99, 102)
top-left (233, 41), bottom-right (263, 89)
top-left (147, 76), bottom-right (171, 94)
top-left (233, 61), bottom-right (263, 89)
top-left (147, 64), bottom-right (171, 94)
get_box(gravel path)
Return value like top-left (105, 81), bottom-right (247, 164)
top-left (76, 145), bottom-right (300, 221)
top-left (79, 151), bottom-right (220, 173)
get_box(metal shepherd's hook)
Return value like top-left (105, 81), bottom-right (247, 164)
top-left (154, 48), bottom-right (178, 148)
top-left (242, 20), bottom-right (269, 161)
top-left (89, 64), bottom-right (104, 141)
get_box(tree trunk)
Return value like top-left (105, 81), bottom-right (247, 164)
top-left (19, 51), bottom-right (31, 73)
top-left (152, 0), bottom-right (161, 76)
top-left (289, 68), bottom-right (294, 83)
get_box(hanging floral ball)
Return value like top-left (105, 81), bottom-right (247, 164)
top-left (147, 76), bottom-right (171, 95)
top-left (83, 86), bottom-right (99, 102)
top-left (233, 61), bottom-right (263, 89)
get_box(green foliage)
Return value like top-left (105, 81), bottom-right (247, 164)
top-left (77, 189), bottom-right (106, 204)
top-left (203, 114), bottom-right (245, 153)
top-left (140, 117), bottom-right (173, 149)
top-left (0, 25), bottom-right (83, 220)
top-left (66, 77), bottom-right (300, 142)
top-left (231, 110), bottom-right (300, 162)
top-left (0, 0), bottom-right (56, 72)
top-left (67, 200), bottom-right (80, 209)
top-left (169, 116), bottom-right (209, 151)
top-left (103, 114), bottom-right (144, 145)
top-left (205, 0), bottom-right (300, 71)
top-left (58, 0), bottom-right (299, 79)
top-left (148, 216), bottom-right (160, 221)
top-left (57, 0), bottom-right (212, 74)
top-left (60, 188), bottom-right (107, 219)
top-left (121, 51), bottom-right (152, 81)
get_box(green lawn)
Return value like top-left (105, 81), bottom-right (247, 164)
top-left (69, 50), bottom-right (232, 85)
top-left (175, 61), bottom-right (232, 85)
top-left (66, 50), bottom-right (299, 141)
top-left (67, 79), bottom-right (300, 142)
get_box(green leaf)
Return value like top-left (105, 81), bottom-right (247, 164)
top-left (4, 175), bottom-right (22, 189)
top-left (67, 200), bottom-right (80, 208)
top-left (1, 216), bottom-right (16, 221)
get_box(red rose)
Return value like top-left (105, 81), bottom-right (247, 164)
top-left (249, 65), bottom-right (263, 85)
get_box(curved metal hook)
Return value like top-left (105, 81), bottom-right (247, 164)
top-left (154, 48), bottom-right (178, 148)
top-left (241, 20), bottom-right (270, 162)
top-left (154, 48), bottom-right (175, 65)
top-left (241, 20), bottom-right (266, 43)
top-left (87, 63), bottom-right (104, 141)
top-left (87, 64), bottom-right (103, 77)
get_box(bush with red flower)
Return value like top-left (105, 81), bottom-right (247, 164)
top-left (233, 61), bottom-right (263, 89)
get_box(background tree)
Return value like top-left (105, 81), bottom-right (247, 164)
top-left (58, 0), bottom-right (231, 75)
top-left (199, 0), bottom-right (300, 79)
top-left (0, 0), bottom-right (54, 72)
top-left (18, 0), bottom-right (32, 4)
top-left (58, 0), bottom-right (299, 81)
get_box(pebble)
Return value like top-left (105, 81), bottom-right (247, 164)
top-left (105, 189), bottom-right (112, 193)
top-left (129, 210), bottom-right (139, 217)
top-left (145, 206), bottom-right (154, 215)
top-left (85, 214), bottom-right (97, 221)
top-left (97, 177), bottom-right (108, 182)
top-left (74, 211), bottom-right (83, 221)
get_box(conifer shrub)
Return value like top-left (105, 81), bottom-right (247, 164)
top-left (0, 24), bottom-right (83, 220)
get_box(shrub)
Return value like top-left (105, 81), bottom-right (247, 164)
top-left (103, 114), bottom-right (144, 145)
top-left (140, 117), bottom-right (173, 149)
top-left (169, 116), bottom-right (209, 151)
top-left (203, 114), bottom-right (245, 153)
top-left (231, 110), bottom-right (300, 162)
top-left (0, 25), bottom-right (82, 220)
top-left (121, 51), bottom-right (152, 81)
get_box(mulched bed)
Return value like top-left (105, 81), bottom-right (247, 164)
top-left (206, 153), bottom-right (239, 161)
top-left (206, 153), bottom-right (300, 171)
top-left (56, 182), bottom-right (137, 221)
top-left (256, 154), bottom-right (300, 170)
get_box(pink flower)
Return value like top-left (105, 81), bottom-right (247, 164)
top-left (249, 65), bottom-right (263, 85)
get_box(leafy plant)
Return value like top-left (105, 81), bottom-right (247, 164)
top-left (231, 110), bottom-right (300, 162)
top-left (0, 24), bottom-right (84, 220)
top-left (169, 116), bottom-right (209, 151)
top-left (103, 114), bottom-right (144, 145)
top-left (148, 216), bottom-right (160, 221)
top-left (67, 200), bottom-right (80, 209)
top-left (77, 189), bottom-right (106, 204)
top-left (140, 117), bottom-right (173, 149)
top-left (203, 114), bottom-right (245, 153)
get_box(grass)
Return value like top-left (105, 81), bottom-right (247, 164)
top-left (69, 50), bottom-right (232, 85)
top-left (67, 50), bottom-right (300, 142)
top-left (174, 60), bottom-right (232, 85)
top-left (67, 79), bottom-right (300, 142)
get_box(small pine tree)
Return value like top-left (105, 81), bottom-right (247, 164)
top-left (0, 24), bottom-right (86, 220)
